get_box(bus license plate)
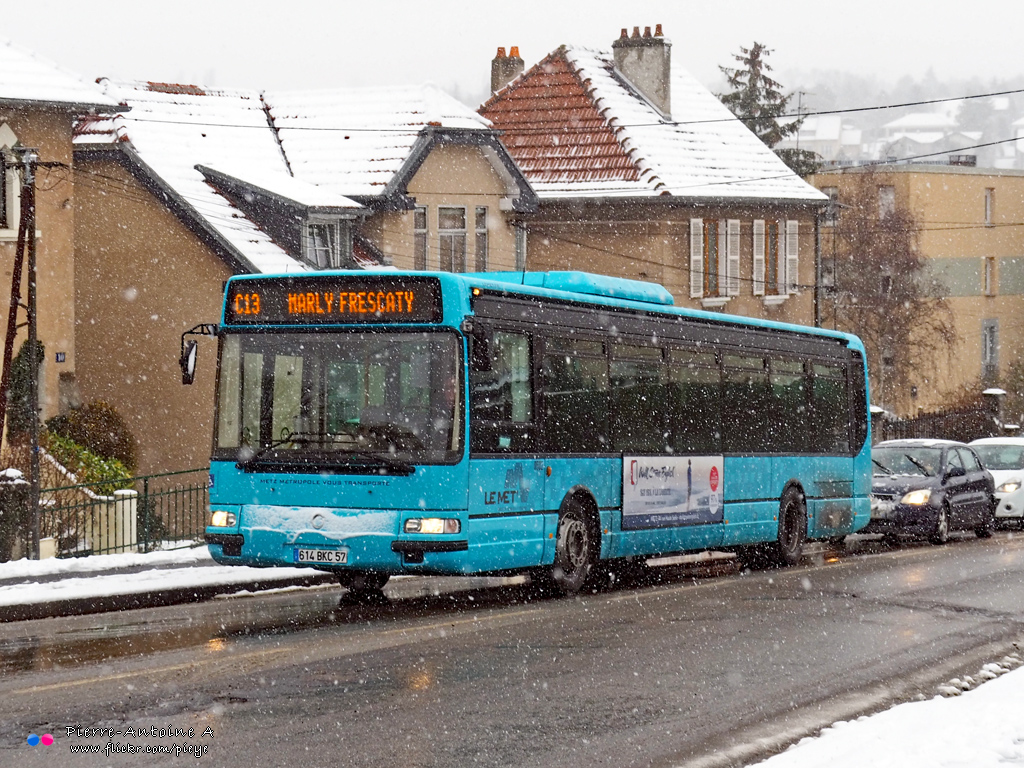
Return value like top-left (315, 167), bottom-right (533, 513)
top-left (295, 548), bottom-right (348, 564)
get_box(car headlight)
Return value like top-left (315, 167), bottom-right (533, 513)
top-left (404, 518), bottom-right (461, 534)
top-left (901, 489), bottom-right (932, 505)
top-left (997, 481), bottom-right (1021, 494)
top-left (210, 510), bottom-right (237, 527)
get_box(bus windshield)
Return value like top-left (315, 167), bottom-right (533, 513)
top-left (213, 330), bottom-right (462, 468)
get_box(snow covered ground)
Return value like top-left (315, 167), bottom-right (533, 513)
top-left (747, 654), bottom-right (1024, 767)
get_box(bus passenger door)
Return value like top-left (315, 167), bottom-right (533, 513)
top-left (466, 329), bottom-right (548, 571)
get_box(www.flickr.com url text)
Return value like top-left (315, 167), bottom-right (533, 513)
top-left (59, 725), bottom-right (214, 759)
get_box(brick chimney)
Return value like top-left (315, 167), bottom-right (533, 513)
top-left (491, 46), bottom-right (524, 94)
top-left (612, 24), bottom-right (671, 117)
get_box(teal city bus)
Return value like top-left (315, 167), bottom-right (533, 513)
top-left (196, 270), bottom-right (871, 595)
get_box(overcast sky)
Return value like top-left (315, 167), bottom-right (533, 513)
top-left (18, 0), bottom-right (1024, 105)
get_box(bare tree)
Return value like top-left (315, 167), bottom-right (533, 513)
top-left (823, 169), bottom-right (956, 413)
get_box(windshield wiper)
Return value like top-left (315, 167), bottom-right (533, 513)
top-left (872, 459), bottom-right (892, 475)
top-left (904, 454), bottom-right (933, 476)
top-left (236, 433), bottom-right (324, 470)
top-left (330, 450), bottom-right (414, 475)
top-left (236, 433), bottom-right (414, 475)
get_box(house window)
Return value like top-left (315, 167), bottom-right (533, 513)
top-left (982, 319), bottom-right (998, 382)
top-left (984, 257), bottom-right (997, 296)
top-left (514, 222), bottom-right (527, 271)
top-left (821, 186), bottom-right (839, 226)
top-left (438, 206), bottom-right (466, 272)
top-left (305, 220), bottom-right (350, 269)
top-left (0, 122), bottom-right (21, 235)
top-left (689, 219), bottom-right (739, 299)
top-left (307, 223), bottom-right (335, 269)
top-left (752, 219), bottom-right (797, 296)
top-left (413, 207), bottom-right (428, 270)
top-left (878, 186), bottom-right (896, 219)
top-left (474, 206), bottom-right (488, 272)
top-left (984, 188), bottom-right (994, 227)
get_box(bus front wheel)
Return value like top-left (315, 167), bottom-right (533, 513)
top-left (550, 497), bottom-right (598, 595)
top-left (337, 570), bottom-right (390, 594)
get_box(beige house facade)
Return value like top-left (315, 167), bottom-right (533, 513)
top-left (813, 164), bottom-right (1024, 415)
top-left (0, 42), bottom-right (118, 440)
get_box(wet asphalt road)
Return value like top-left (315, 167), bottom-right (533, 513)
top-left (3, 533), bottom-right (1024, 768)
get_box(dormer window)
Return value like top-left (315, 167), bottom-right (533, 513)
top-left (305, 219), bottom-right (351, 269)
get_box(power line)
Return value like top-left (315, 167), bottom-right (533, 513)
top-left (98, 86), bottom-right (1024, 134)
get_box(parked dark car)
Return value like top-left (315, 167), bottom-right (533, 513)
top-left (864, 439), bottom-right (996, 544)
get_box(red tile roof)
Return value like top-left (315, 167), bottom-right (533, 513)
top-left (480, 50), bottom-right (640, 186)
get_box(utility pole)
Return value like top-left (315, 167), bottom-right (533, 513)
top-left (0, 148), bottom-right (40, 558)
top-left (24, 148), bottom-right (40, 561)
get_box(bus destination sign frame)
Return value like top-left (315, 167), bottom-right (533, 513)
top-left (224, 276), bottom-right (443, 326)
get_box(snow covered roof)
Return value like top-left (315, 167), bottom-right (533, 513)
top-left (265, 85), bottom-right (492, 200)
top-left (0, 38), bottom-right (118, 111)
top-left (884, 112), bottom-right (958, 133)
top-left (74, 80), bottom-right (520, 273)
top-left (77, 79), bottom-right (320, 274)
top-left (481, 45), bottom-right (825, 202)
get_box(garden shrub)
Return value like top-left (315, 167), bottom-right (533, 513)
top-left (46, 401), bottom-right (138, 475)
top-left (44, 432), bottom-right (132, 496)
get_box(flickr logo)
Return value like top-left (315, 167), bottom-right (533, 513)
top-left (27, 733), bottom-right (54, 746)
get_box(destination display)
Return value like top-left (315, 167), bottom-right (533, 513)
top-left (622, 455), bottom-right (724, 529)
top-left (224, 276), bottom-right (443, 325)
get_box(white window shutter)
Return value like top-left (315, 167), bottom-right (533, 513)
top-left (689, 219), bottom-right (704, 298)
top-left (717, 219), bottom-right (728, 296)
top-left (726, 220), bottom-right (740, 296)
top-left (785, 220), bottom-right (799, 294)
top-left (752, 219), bottom-right (765, 295)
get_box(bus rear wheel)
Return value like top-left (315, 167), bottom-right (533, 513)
top-left (337, 570), bottom-right (390, 594)
top-left (550, 497), bottom-right (598, 595)
top-left (738, 487), bottom-right (806, 569)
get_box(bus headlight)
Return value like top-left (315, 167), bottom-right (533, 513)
top-left (901, 489), bottom-right (931, 506)
top-left (997, 481), bottom-right (1021, 494)
top-left (404, 518), bottom-right (461, 534)
top-left (210, 510), bottom-right (237, 527)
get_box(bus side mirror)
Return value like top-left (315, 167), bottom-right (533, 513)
top-left (470, 328), bottom-right (493, 372)
top-left (179, 323), bottom-right (218, 385)
top-left (180, 340), bottom-right (198, 385)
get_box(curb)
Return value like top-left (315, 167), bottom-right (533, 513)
top-left (0, 572), bottom-right (337, 623)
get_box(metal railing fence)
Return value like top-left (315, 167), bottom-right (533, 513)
top-left (38, 468), bottom-right (208, 557)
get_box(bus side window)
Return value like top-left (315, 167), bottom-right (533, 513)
top-left (811, 363), bottom-right (850, 454)
top-left (610, 343), bottom-right (665, 453)
top-left (768, 358), bottom-right (807, 453)
top-left (470, 330), bottom-right (535, 452)
top-left (666, 348), bottom-right (721, 454)
top-left (722, 354), bottom-right (771, 453)
top-left (541, 337), bottom-right (608, 453)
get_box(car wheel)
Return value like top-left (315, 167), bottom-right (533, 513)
top-left (976, 499), bottom-right (995, 539)
top-left (929, 504), bottom-right (950, 545)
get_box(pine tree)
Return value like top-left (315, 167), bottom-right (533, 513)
top-left (719, 43), bottom-right (818, 175)
top-left (719, 42), bottom-right (799, 147)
